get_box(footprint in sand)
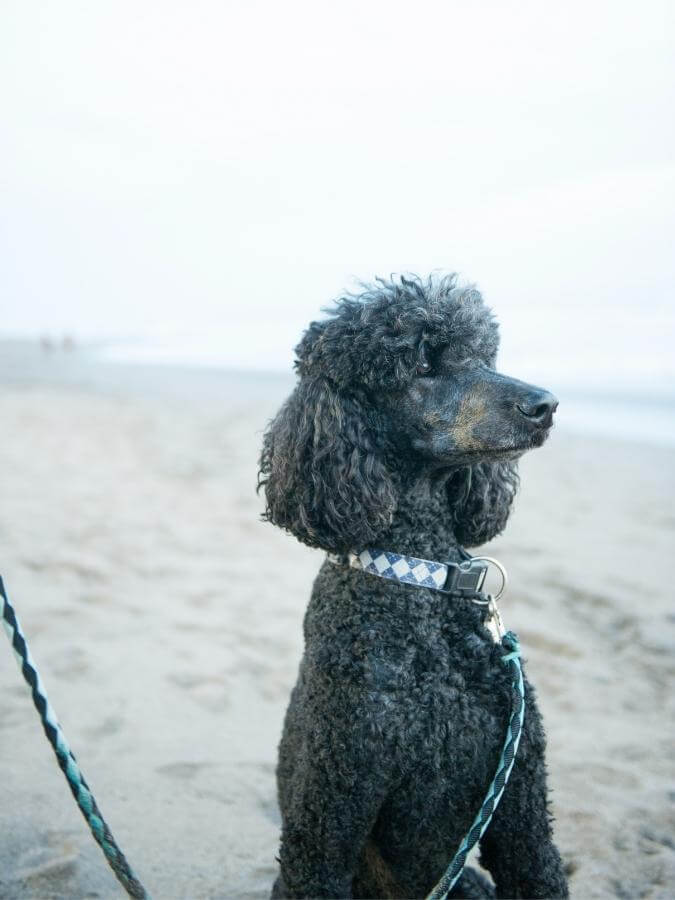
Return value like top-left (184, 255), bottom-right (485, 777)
top-left (12, 829), bottom-right (80, 894)
top-left (519, 630), bottom-right (582, 659)
top-left (48, 646), bottom-right (91, 679)
top-left (83, 714), bottom-right (124, 739)
top-left (167, 671), bottom-right (231, 711)
top-left (156, 760), bottom-right (216, 779)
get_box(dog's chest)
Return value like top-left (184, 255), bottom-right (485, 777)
top-left (360, 623), bottom-right (511, 756)
top-left (366, 636), bottom-right (513, 872)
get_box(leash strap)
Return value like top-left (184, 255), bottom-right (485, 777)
top-left (1, 575), bottom-right (148, 899)
top-left (426, 631), bottom-right (525, 900)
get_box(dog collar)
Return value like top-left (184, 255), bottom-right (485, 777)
top-left (326, 548), bottom-right (508, 598)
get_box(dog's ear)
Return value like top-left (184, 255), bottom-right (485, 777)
top-left (446, 462), bottom-right (519, 548)
top-left (257, 376), bottom-right (397, 553)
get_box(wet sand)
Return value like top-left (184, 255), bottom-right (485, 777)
top-left (1, 345), bottom-right (673, 898)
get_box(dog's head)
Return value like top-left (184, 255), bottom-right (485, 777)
top-left (258, 274), bottom-right (557, 553)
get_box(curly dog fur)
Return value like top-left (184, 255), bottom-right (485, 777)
top-left (258, 274), bottom-right (568, 899)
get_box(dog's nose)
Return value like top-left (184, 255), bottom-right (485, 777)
top-left (516, 390), bottom-right (558, 428)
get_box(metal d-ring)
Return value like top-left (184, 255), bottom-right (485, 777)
top-left (470, 556), bottom-right (508, 601)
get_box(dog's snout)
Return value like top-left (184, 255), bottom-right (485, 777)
top-left (516, 390), bottom-right (558, 428)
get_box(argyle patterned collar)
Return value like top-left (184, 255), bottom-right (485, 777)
top-left (326, 548), bottom-right (488, 597)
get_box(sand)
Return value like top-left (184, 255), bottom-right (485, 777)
top-left (0, 344), bottom-right (673, 899)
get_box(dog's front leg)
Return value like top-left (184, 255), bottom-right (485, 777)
top-left (277, 756), bottom-right (393, 898)
top-left (478, 681), bottom-right (568, 899)
top-left (276, 699), bottom-right (396, 898)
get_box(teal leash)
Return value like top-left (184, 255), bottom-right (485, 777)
top-left (426, 631), bottom-right (525, 900)
top-left (1, 575), bottom-right (149, 899)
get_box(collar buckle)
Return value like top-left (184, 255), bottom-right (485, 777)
top-left (440, 560), bottom-right (488, 596)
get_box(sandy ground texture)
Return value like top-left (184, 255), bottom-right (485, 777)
top-left (0, 345), bottom-right (673, 899)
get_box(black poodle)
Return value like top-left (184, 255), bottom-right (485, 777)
top-left (258, 274), bottom-right (568, 899)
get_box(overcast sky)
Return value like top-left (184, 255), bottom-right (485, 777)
top-left (2, 1), bottom-right (673, 386)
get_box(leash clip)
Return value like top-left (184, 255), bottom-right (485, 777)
top-left (484, 596), bottom-right (506, 644)
top-left (460, 555), bottom-right (508, 644)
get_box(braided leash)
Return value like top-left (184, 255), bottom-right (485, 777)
top-left (1, 576), bottom-right (148, 899)
top-left (426, 631), bottom-right (525, 900)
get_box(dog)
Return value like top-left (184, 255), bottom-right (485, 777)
top-left (258, 274), bottom-right (568, 898)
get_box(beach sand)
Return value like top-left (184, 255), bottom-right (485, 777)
top-left (1, 345), bottom-right (673, 898)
